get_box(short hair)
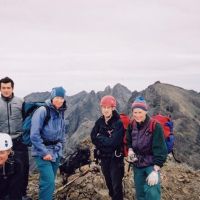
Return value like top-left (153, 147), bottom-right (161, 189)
top-left (0, 77), bottom-right (14, 88)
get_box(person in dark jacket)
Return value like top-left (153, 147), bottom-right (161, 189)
top-left (91, 95), bottom-right (124, 200)
top-left (0, 133), bottom-right (23, 200)
top-left (126, 96), bottom-right (168, 200)
top-left (30, 86), bottom-right (66, 200)
top-left (0, 77), bottom-right (31, 200)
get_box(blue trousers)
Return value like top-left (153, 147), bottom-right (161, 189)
top-left (35, 157), bottom-right (60, 200)
top-left (133, 166), bottom-right (161, 200)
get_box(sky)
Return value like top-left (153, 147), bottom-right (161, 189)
top-left (0, 0), bottom-right (200, 97)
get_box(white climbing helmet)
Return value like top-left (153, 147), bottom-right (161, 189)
top-left (0, 133), bottom-right (13, 151)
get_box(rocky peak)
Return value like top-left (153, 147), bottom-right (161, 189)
top-left (25, 82), bottom-right (200, 169)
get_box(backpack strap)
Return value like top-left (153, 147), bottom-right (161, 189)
top-left (149, 118), bottom-right (157, 134)
top-left (43, 105), bottom-right (51, 127)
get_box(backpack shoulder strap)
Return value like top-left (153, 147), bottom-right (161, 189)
top-left (149, 118), bottom-right (157, 134)
top-left (43, 105), bottom-right (51, 126)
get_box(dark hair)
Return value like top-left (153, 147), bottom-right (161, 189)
top-left (0, 77), bottom-right (14, 88)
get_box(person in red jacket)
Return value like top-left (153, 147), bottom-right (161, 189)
top-left (91, 95), bottom-right (124, 200)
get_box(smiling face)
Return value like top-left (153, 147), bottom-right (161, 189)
top-left (132, 108), bottom-right (147, 123)
top-left (101, 106), bottom-right (114, 120)
top-left (0, 150), bottom-right (11, 166)
top-left (52, 96), bottom-right (65, 109)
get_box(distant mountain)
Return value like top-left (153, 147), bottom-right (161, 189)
top-left (25, 81), bottom-right (200, 169)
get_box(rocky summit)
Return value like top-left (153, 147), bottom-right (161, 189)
top-left (25, 81), bottom-right (200, 199)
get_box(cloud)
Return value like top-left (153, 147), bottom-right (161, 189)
top-left (0, 0), bottom-right (200, 96)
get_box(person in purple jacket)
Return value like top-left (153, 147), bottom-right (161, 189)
top-left (30, 87), bottom-right (67, 200)
top-left (126, 96), bottom-right (167, 200)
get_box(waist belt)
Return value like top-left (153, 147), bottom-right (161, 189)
top-left (43, 140), bottom-right (60, 146)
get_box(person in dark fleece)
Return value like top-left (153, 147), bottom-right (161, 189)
top-left (91, 95), bottom-right (124, 200)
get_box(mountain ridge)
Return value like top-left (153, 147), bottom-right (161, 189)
top-left (25, 81), bottom-right (200, 169)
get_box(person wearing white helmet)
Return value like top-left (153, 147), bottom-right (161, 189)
top-left (0, 133), bottom-right (13, 164)
top-left (0, 133), bottom-right (23, 200)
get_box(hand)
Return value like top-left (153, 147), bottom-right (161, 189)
top-left (43, 154), bottom-right (53, 161)
top-left (128, 148), bottom-right (138, 163)
top-left (146, 171), bottom-right (159, 186)
top-left (154, 165), bottom-right (160, 172)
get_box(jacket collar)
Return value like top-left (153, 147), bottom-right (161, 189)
top-left (1, 93), bottom-right (14, 102)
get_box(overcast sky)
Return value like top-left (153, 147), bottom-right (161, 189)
top-left (0, 0), bottom-right (200, 97)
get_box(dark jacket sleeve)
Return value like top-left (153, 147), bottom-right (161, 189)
top-left (126, 123), bottom-right (133, 149)
top-left (91, 119), bottom-right (124, 154)
top-left (90, 121), bottom-right (100, 147)
top-left (152, 123), bottom-right (168, 167)
top-left (96, 120), bottom-right (124, 149)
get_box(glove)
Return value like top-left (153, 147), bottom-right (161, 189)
top-left (146, 171), bottom-right (159, 186)
top-left (128, 148), bottom-right (138, 163)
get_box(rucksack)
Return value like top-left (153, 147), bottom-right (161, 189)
top-left (22, 102), bottom-right (51, 146)
top-left (59, 146), bottom-right (91, 176)
top-left (119, 113), bottom-right (130, 157)
top-left (150, 114), bottom-right (174, 154)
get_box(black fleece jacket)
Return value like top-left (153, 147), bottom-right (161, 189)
top-left (91, 110), bottom-right (124, 154)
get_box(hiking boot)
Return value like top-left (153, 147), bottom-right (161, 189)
top-left (22, 196), bottom-right (32, 200)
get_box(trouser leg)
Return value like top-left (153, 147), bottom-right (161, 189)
top-left (134, 166), bottom-right (161, 200)
top-left (101, 158), bottom-right (113, 197)
top-left (144, 166), bottom-right (161, 200)
top-left (35, 157), bottom-right (57, 200)
top-left (110, 158), bottom-right (124, 200)
top-left (133, 167), bottom-right (146, 200)
top-left (14, 150), bottom-right (29, 196)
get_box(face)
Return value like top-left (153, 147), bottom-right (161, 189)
top-left (0, 150), bottom-right (10, 166)
top-left (0, 82), bottom-right (13, 97)
top-left (132, 108), bottom-right (147, 123)
top-left (101, 106), bottom-right (114, 119)
top-left (52, 96), bottom-right (65, 109)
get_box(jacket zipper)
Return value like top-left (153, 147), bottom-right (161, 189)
top-left (6, 102), bottom-right (11, 134)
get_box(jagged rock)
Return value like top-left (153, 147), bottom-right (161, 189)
top-left (26, 82), bottom-right (200, 170)
top-left (25, 82), bottom-right (200, 199)
top-left (27, 157), bottom-right (200, 200)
